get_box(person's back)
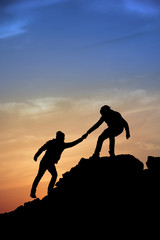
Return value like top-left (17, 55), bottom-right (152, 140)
top-left (102, 109), bottom-right (124, 129)
top-left (42, 139), bottom-right (65, 164)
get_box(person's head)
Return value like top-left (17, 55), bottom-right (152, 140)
top-left (56, 131), bottom-right (65, 142)
top-left (100, 105), bottom-right (111, 115)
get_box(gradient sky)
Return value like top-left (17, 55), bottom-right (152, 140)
top-left (0, 0), bottom-right (160, 213)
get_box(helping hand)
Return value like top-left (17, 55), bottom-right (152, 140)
top-left (126, 133), bottom-right (130, 139)
top-left (81, 133), bottom-right (88, 140)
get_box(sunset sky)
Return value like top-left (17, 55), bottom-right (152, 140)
top-left (0, 0), bottom-right (160, 213)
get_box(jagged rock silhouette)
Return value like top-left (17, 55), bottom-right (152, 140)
top-left (1, 154), bottom-right (160, 224)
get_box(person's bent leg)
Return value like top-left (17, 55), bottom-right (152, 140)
top-left (109, 127), bottom-right (123, 157)
top-left (47, 164), bottom-right (57, 195)
top-left (93, 129), bottom-right (110, 158)
top-left (109, 137), bottom-right (115, 157)
top-left (30, 161), bottom-right (46, 198)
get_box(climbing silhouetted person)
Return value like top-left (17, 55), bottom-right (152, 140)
top-left (85, 105), bottom-right (130, 158)
top-left (30, 131), bottom-right (87, 198)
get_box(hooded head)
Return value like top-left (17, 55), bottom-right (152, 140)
top-left (100, 105), bottom-right (111, 115)
top-left (56, 131), bottom-right (65, 142)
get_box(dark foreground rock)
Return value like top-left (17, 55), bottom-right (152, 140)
top-left (1, 154), bottom-right (160, 231)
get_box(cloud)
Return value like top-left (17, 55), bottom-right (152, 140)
top-left (0, 90), bottom-right (159, 150)
top-left (0, 89), bottom-right (159, 118)
top-left (0, 0), bottom-right (67, 39)
top-left (93, 26), bottom-right (160, 48)
top-left (124, 0), bottom-right (160, 16)
top-left (85, 0), bottom-right (160, 16)
top-left (83, 29), bottom-right (153, 49)
top-left (0, 19), bottom-right (29, 39)
top-left (0, 97), bottom-right (69, 117)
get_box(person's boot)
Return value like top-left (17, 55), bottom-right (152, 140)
top-left (109, 150), bottom-right (115, 157)
top-left (30, 188), bottom-right (37, 198)
top-left (89, 153), bottom-right (100, 160)
top-left (48, 188), bottom-right (53, 196)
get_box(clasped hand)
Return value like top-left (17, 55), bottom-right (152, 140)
top-left (81, 133), bottom-right (88, 140)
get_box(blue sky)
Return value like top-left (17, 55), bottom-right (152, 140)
top-left (0, 0), bottom-right (160, 101)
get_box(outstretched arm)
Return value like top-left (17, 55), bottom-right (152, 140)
top-left (87, 117), bottom-right (104, 135)
top-left (34, 142), bottom-right (48, 161)
top-left (123, 119), bottom-right (130, 139)
top-left (64, 134), bottom-right (87, 149)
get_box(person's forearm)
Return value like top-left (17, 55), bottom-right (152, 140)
top-left (125, 123), bottom-right (130, 135)
top-left (87, 118), bottom-right (103, 134)
top-left (34, 145), bottom-right (46, 159)
top-left (34, 149), bottom-right (42, 159)
top-left (123, 120), bottom-right (130, 137)
top-left (65, 137), bottom-right (83, 148)
top-left (87, 124), bottom-right (98, 134)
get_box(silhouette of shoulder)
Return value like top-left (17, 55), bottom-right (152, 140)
top-left (46, 139), bottom-right (56, 146)
top-left (111, 110), bottom-right (122, 118)
top-left (102, 110), bottom-right (123, 127)
top-left (41, 139), bottom-right (56, 149)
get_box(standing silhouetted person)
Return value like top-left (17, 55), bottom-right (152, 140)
top-left (85, 105), bottom-right (130, 158)
top-left (30, 131), bottom-right (86, 198)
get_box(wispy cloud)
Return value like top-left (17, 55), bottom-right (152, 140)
top-left (82, 27), bottom-right (159, 49)
top-left (0, 89), bottom-right (159, 118)
top-left (0, 0), bottom-right (67, 39)
top-left (124, 0), bottom-right (160, 16)
top-left (0, 19), bottom-right (29, 39)
top-left (86, 0), bottom-right (160, 16)
top-left (0, 97), bottom-right (68, 116)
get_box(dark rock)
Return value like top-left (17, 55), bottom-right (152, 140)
top-left (1, 154), bottom-right (160, 230)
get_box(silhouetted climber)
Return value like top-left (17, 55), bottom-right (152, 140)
top-left (30, 131), bottom-right (87, 198)
top-left (85, 105), bottom-right (130, 158)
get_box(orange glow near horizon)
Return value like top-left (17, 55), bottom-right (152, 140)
top-left (0, 92), bottom-right (160, 213)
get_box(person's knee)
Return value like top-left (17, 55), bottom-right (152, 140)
top-left (54, 167), bottom-right (57, 176)
top-left (51, 169), bottom-right (57, 179)
top-left (98, 133), bottom-right (106, 142)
